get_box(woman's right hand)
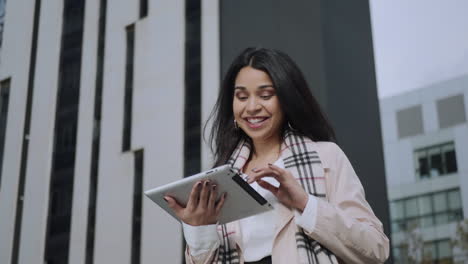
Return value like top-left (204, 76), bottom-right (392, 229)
top-left (165, 180), bottom-right (226, 226)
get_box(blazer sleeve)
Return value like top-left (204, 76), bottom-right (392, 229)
top-left (303, 142), bottom-right (390, 263)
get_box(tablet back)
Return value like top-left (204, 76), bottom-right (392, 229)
top-left (144, 165), bottom-right (273, 224)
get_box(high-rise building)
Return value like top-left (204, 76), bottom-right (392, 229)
top-left (0, 0), bottom-right (390, 263)
top-left (380, 74), bottom-right (468, 263)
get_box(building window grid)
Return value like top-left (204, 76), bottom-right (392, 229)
top-left (414, 142), bottom-right (458, 180)
top-left (390, 189), bottom-right (463, 233)
top-left (393, 239), bottom-right (453, 264)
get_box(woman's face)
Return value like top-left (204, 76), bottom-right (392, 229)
top-left (233, 66), bottom-right (285, 143)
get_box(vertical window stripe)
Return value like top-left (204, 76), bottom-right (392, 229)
top-left (122, 24), bottom-right (135, 152)
top-left (44, 0), bottom-right (86, 263)
top-left (0, 78), bottom-right (11, 189)
top-left (131, 149), bottom-right (144, 264)
top-left (139, 0), bottom-right (148, 18)
top-left (85, 0), bottom-right (107, 262)
top-left (184, 0), bottom-right (201, 177)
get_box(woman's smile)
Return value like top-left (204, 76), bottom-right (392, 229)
top-left (244, 116), bottom-right (270, 129)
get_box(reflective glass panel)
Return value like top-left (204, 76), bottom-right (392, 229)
top-left (448, 190), bottom-right (461, 210)
top-left (418, 195), bottom-right (433, 215)
top-left (433, 192), bottom-right (448, 213)
top-left (391, 201), bottom-right (405, 220)
top-left (435, 213), bottom-right (449, 225)
top-left (437, 240), bottom-right (452, 259)
top-left (405, 198), bottom-right (419, 218)
top-left (442, 143), bottom-right (457, 174)
top-left (429, 148), bottom-right (443, 177)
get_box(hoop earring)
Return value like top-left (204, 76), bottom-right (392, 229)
top-left (234, 119), bottom-right (239, 129)
top-left (288, 122), bottom-right (294, 130)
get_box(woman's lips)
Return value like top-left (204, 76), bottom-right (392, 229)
top-left (244, 117), bottom-right (269, 129)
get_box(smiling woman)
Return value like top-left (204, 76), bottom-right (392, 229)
top-left (207, 48), bottom-right (336, 169)
top-left (165, 47), bottom-right (390, 264)
top-left (233, 66), bottom-right (285, 145)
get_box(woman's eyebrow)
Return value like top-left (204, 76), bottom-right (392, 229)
top-left (234, 84), bottom-right (274, 90)
top-left (258, 84), bottom-right (274, 89)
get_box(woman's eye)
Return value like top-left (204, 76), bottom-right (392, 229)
top-left (260, 95), bottom-right (273, 100)
top-left (236, 95), bottom-right (248, 100)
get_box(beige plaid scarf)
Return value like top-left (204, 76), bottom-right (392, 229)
top-left (212, 130), bottom-right (339, 264)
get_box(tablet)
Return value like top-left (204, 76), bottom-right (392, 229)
top-left (144, 164), bottom-right (274, 224)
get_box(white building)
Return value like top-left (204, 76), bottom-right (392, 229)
top-left (0, 0), bottom-right (221, 263)
top-left (380, 74), bottom-right (468, 263)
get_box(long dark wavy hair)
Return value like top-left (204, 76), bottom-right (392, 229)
top-left (205, 47), bottom-right (336, 166)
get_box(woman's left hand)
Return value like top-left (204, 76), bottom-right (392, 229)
top-left (247, 163), bottom-right (309, 212)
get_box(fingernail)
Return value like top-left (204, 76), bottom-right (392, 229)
top-left (251, 168), bottom-right (258, 172)
top-left (212, 185), bottom-right (217, 190)
top-left (204, 180), bottom-right (208, 186)
top-left (163, 197), bottom-right (169, 202)
top-left (244, 176), bottom-right (250, 181)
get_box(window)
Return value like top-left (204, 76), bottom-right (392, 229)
top-left (44, 0), bottom-right (85, 263)
top-left (122, 24), bottom-right (134, 152)
top-left (0, 78), bottom-right (10, 189)
top-left (184, 0), bottom-right (201, 177)
top-left (421, 239), bottom-right (453, 264)
top-left (394, 239), bottom-right (453, 263)
top-left (0, 0), bottom-right (5, 50)
top-left (86, 0), bottom-right (106, 263)
top-left (139, 0), bottom-right (148, 18)
top-left (414, 142), bottom-right (458, 179)
top-left (390, 189), bottom-right (463, 233)
top-left (131, 149), bottom-right (143, 264)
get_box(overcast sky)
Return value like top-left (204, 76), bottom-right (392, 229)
top-left (370, 0), bottom-right (468, 98)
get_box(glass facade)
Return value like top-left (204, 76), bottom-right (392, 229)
top-left (390, 189), bottom-right (463, 233)
top-left (391, 189), bottom-right (463, 263)
top-left (122, 24), bottom-right (134, 152)
top-left (131, 149), bottom-right (144, 264)
top-left (184, 0), bottom-right (201, 177)
top-left (86, 0), bottom-right (106, 262)
top-left (44, 0), bottom-right (85, 263)
top-left (139, 0), bottom-right (148, 18)
top-left (0, 78), bottom-right (10, 189)
top-left (415, 142), bottom-right (458, 180)
top-left (393, 239), bottom-right (453, 264)
top-left (0, 0), bottom-right (5, 51)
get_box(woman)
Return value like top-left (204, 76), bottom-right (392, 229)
top-left (165, 48), bottom-right (389, 264)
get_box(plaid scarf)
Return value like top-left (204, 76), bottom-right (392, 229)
top-left (214, 130), bottom-right (339, 264)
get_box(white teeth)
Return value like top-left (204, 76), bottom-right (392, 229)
top-left (247, 118), bottom-right (267, 124)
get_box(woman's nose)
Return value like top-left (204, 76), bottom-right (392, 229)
top-left (246, 97), bottom-right (261, 113)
